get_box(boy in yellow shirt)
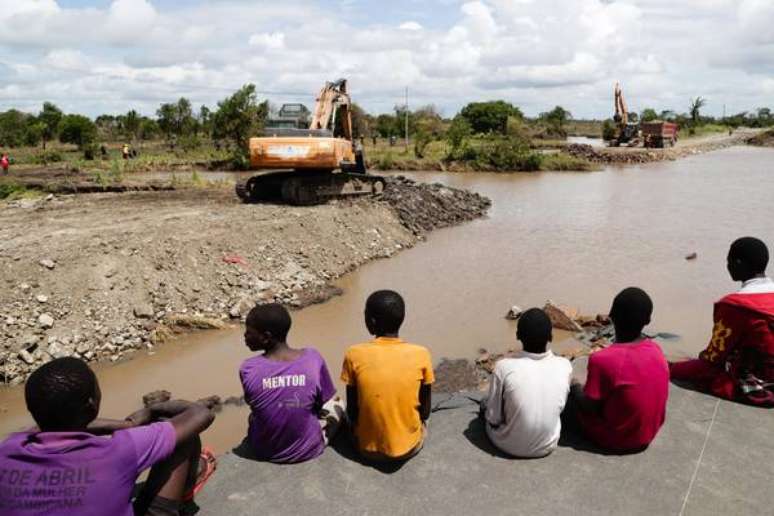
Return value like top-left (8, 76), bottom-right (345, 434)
top-left (341, 290), bottom-right (434, 462)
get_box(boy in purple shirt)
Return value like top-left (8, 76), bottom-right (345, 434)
top-left (0, 357), bottom-right (215, 516)
top-left (240, 304), bottom-right (344, 463)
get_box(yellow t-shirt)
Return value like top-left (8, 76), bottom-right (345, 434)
top-left (341, 337), bottom-right (435, 457)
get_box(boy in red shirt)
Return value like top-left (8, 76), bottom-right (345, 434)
top-left (670, 237), bottom-right (774, 406)
top-left (1, 154), bottom-right (9, 175)
top-left (569, 287), bottom-right (669, 452)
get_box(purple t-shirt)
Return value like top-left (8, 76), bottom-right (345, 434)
top-left (0, 421), bottom-right (176, 516)
top-left (240, 348), bottom-right (336, 463)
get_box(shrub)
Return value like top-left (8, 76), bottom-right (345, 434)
top-left (179, 134), bottom-right (201, 151)
top-left (32, 150), bottom-right (63, 165)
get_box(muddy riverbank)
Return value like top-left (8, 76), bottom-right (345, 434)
top-left (0, 178), bottom-right (489, 385)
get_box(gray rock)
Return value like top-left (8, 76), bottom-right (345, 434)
top-left (39, 259), bottom-right (56, 270)
top-left (36, 294), bottom-right (49, 304)
top-left (18, 349), bottom-right (35, 365)
top-left (38, 313), bottom-right (54, 329)
top-left (47, 341), bottom-right (63, 358)
top-left (133, 304), bottom-right (154, 319)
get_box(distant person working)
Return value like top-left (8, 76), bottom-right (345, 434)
top-left (671, 237), bottom-right (774, 406)
top-left (481, 308), bottom-right (572, 458)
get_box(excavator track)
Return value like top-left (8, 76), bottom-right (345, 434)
top-left (235, 170), bottom-right (385, 206)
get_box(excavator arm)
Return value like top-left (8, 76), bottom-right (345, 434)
top-left (614, 82), bottom-right (628, 125)
top-left (309, 79), bottom-right (353, 140)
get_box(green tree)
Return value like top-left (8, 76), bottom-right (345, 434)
top-left (58, 114), bottom-right (97, 149)
top-left (689, 97), bottom-right (706, 125)
top-left (95, 114), bottom-right (118, 140)
top-left (124, 110), bottom-right (141, 140)
top-left (445, 116), bottom-right (472, 157)
top-left (156, 103), bottom-right (177, 140)
top-left (349, 103), bottom-right (369, 138)
top-left (139, 118), bottom-right (159, 140)
top-left (460, 101), bottom-right (523, 134)
top-left (175, 97), bottom-right (195, 135)
top-left (38, 102), bottom-right (63, 149)
top-left (211, 84), bottom-right (268, 166)
top-left (24, 121), bottom-right (46, 147)
top-left (640, 108), bottom-right (658, 123)
top-left (375, 113), bottom-right (399, 137)
top-left (539, 105), bottom-right (572, 137)
top-left (198, 105), bottom-right (212, 137)
top-left (0, 110), bottom-right (33, 147)
top-left (602, 119), bottom-right (616, 141)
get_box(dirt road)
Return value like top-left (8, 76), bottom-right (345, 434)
top-left (0, 179), bottom-right (490, 384)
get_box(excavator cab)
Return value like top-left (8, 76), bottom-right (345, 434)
top-left (237, 79), bottom-right (382, 205)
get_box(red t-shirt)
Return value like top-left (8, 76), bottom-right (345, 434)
top-left (579, 339), bottom-right (669, 451)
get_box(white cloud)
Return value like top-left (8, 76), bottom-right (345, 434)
top-left (0, 0), bottom-right (770, 118)
top-left (248, 32), bottom-right (286, 50)
top-left (399, 21), bottom-right (423, 31)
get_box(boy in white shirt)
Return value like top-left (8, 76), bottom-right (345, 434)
top-left (481, 308), bottom-right (572, 458)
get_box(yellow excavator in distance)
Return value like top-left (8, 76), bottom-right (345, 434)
top-left (611, 82), bottom-right (640, 147)
top-left (236, 79), bottom-right (385, 205)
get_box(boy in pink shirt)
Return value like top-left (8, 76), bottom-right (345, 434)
top-left (569, 287), bottom-right (669, 452)
top-left (0, 357), bottom-right (216, 516)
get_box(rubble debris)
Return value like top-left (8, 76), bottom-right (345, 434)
top-left (39, 259), bottom-right (56, 270)
top-left (543, 301), bottom-right (583, 332)
top-left (0, 181), bottom-right (490, 385)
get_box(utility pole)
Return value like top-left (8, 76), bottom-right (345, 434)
top-left (404, 86), bottom-right (409, 152)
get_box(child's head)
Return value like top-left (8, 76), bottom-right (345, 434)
top-left (25, 357), bottom-right (101, 432)
top-left (727, 237), bottom-right (768, 282)
top-left (516, 308), bottom-right (553, 353)
top-left (364, 290), bottom-right (405, 336)
top-left (245, 303), bottom-right (291, 351)
top-left (609, 287), bottom-right (653, 342)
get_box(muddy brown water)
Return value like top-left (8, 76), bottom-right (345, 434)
top-left (2, 146), bottom-right (773, 454)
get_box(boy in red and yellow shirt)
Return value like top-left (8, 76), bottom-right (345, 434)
top-left (671, 237), bottom-right (774, 406)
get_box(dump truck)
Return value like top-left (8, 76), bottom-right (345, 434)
top-left (641, 121), bottom-right (679, 148)
top-left (235, 79), bottom-right (385, 205)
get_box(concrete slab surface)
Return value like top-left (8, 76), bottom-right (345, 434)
top-left (198, 385), bottom-right (774, 516)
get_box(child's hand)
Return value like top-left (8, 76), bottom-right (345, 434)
top-left (125, 408), bottom-right (153, 427)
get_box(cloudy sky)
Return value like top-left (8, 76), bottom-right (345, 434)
top-left (0, 0), bottom-right (772, 119)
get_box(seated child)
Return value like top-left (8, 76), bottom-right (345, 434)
top-left (671, 237), bottom-right (774, 406)
top-left (341, 290), bottom-right (434, 462)
top-left (482, 308), bottom-right (572, 458)
top-left (569, 287), bottom-right (669, 452)
top-left (0, 357), bottom-right (216, 516)
top-left (240, 303), bottom-right (344, 463)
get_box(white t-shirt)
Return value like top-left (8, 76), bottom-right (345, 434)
top-left (484, 350), bottom-right (572, 458)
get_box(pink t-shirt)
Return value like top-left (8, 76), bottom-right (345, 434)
top-left (0, 422), bottom-right (176, 516)
top-left (579, 339), bottom-right (669, 451)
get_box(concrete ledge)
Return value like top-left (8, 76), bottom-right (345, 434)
top-left (198, 386), bottom-right (774, 515)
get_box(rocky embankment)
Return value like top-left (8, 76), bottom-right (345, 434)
top-left (747, 129), bottom-right (774, 147)
top-left (0, 178), bottom-right (490, 385)
top-left (567, 131), bottom-right (755, 165)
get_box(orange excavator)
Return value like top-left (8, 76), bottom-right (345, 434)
top-left (236, 79), bottom-right (385, 205)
